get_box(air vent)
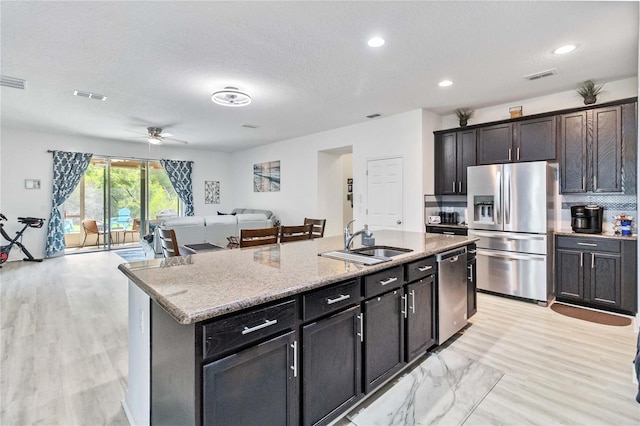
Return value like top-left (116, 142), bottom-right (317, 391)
top-left (524, 69), bottom-right (557, 81)
top-left (73, 90), bottom-right (106, 101)
top-left (241, 124), bottom-right (260, 129)
top-left (1, 75), bottom-right (27, 90)
top-left (366, 113), bottom-right (381, 119)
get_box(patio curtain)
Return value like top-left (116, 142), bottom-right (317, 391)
top-left (160, 159), bottom-right (194, 216)
top-left (45, 150), bottom-right (93, 257)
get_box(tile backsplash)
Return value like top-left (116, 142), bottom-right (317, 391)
top-left (425, 193), bottom-right (638, 234)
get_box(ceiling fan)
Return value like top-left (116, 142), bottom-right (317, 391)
top-left (129, 127), bottom-right (188, 145)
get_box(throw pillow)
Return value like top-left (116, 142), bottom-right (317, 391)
top-left (217, 211), bottom-right (237, 216)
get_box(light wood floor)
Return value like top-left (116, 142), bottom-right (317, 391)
top-left (2, 252), bottom-right (639, 425)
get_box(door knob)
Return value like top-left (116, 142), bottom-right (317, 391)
top-left (396, 220), bottom-right (402, 225)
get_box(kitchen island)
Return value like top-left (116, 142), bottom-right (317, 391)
top-left (119, 230), bottom-right (477, 426)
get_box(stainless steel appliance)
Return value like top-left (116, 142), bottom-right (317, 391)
top-left (467, 162), bottom-right (555, 304)
top-left (436, 246), bottom-right (468, 343)
top-left (571, 205), bottom-right (603, 234)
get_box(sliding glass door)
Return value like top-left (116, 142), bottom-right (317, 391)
top-left (62, 156), bottom-right (179, 252)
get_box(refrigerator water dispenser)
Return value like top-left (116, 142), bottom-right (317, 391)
top-left (473, 196), bottom-right (494, 224)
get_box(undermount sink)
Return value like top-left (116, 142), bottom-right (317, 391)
top-left (319, 246), bottom-right (413, 265)
top-left (349, 246), bottom-right (412, 258)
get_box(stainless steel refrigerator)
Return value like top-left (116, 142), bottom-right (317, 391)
top-left (467, 161), bottom-right (555, 304)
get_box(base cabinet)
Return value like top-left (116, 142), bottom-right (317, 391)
top-left (555, 235), bottom-right (637, 314)
top-left (405, 277), bottom-right (435, 362)
top-left (203, 331), bottom-right (298, 426)
top-left (302, 306), bottom-right (362, 426)
top-left (363, 289), bottom-right (405, 393)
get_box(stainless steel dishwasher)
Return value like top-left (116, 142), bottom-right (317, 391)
top-left (436, 246), bottom-right (468, 344)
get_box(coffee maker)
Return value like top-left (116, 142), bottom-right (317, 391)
top-left (571, 205), bottom-right (603, 234)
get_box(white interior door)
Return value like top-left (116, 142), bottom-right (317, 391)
top-left (366, 157), bottom-right (403, 230)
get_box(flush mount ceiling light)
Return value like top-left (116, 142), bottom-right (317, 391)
top-left (211, 87), bottom-right (252, 107)
top-left (554, 44), bottom-right (576, 55)
top-left (368, 37), bottom-right (385, 47)
top-left (439, 80), bottom-right (453, 87)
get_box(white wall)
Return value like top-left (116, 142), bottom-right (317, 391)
top-left (0, 127), bottom-right (232, 259)
top-left (342, 153), bottom-right (353, 230)
top-left (317, 152), bottom-right (346, 237)
top-left (230, 109), bottom-right (439, 235)
top-left (440, 77), bottom-right (638, 129)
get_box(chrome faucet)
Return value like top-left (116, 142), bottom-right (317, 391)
top-left (344, 220), bottom-right (372, 250)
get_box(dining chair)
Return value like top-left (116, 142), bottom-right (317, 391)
top-left (279, 224), bottom-right (313, 243)
top-left (304, 218), bottom-right (326, 238)
top-left (158, 228), bottom-right (195, 257)
top-left (81, 219), bottom-right (108, 247)
top-left (123, 218), bottom-right (141, 244)
top-left (239, 227), bottom-right (279, 248)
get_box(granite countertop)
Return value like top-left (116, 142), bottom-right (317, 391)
top-left (119, 230), bottom-right (477, 325)
top-left (555, 229), bottom-right (638, 241)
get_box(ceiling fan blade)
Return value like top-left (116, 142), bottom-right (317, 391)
top-left (158, 132), bottom-right (173, 137)
top-left (164, 137), bottom-right (188, 145)
top-left (126, 129), bottom-right (149, 136)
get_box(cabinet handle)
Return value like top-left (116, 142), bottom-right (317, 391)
top-left (452, 181), bottom-right (456, 192)
top-left (380, 277), bottom-right (398, 286)
top-left (241, 319), bottom-right (278, 335)
top-left (401, 294), bottom-right (407, 318)
top-left (417, 265), bottom-right (433, 272)
top-left (290, 341), bottom-right (298, 378)
top-left (467, 264), bottom-right (473, 282)
top-left (326, 294), bottom-right (350, 305)
top-left (580, 252), bottom-right (583, 267)
top-left (458, 181), bottom-right (462, 193)
top-left (591, 253), bottom-right (595, 269)
top-left (593, 175), bottom-right (597, 190)
top-left (443, 231), bottom-right (455, 235)
top-left (410, 290), bottom-right (416, 314)
top-left (468, 249), bottom-right (477, 254)
top-left (508, 148), bottom-right (512, 161)
top-left (357, 314), bottom-right (364, 342)
top-left (582, 176), bottom-right (586, 190)
top-left (517, 147), bottom-right (520, 161)
top-left (577, 242), bottom-right (597, 247)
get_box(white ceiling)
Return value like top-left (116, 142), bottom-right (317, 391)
top-left (1, 1), bottom-right (638, 153)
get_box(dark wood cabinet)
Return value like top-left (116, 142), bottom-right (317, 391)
top-left (405, 276), bottom-right (435, 362)
top-left (560, 103), bottom-right (637, 194)
top-left (559, 111), bottom-right (588, 193)
top-left (434, 129), bottom-right (476, 194)
top-left (203, 331), bottom-right (298, 426)
top-left (363, 289), bottom-right (405, 393)
top-left (515, 116), bottom-right (557, 162)
top-left (555, 236), bottom-right (637, 314)
top-left (302, 306), bottom-right (362, 426)
top-left (477, 123), bottom-right (512, 164)
top-left (477, 117), bottom-right (556, 165)
top-left (466, 244), bottom-right (477, 319)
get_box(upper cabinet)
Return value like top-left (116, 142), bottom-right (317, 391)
top-left (434, 129), bottom-right (476, 195)
top-left (477, 116), bottom-right (557, 165)
top-left (560, 102), bottom-right (637, 194)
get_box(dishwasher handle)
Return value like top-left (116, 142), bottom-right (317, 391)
top-left (436, 246), bottom-right (467, 263)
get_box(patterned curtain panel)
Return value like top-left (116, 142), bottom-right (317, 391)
top-left (45, 151), bottom-right (93, 257)
top-left (160, 159), bottom-right (194, 216)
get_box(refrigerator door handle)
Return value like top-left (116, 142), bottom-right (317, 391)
top-left (505, 172), bottom-right (511, 225)
top-left (470, 230), bottom-right (546, 240)
top-left (477, 249), bottom-right (546, 261)
top-left (495, 170), bottom-right (501, 224)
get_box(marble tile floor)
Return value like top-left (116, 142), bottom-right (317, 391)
top-left (2, 251), bottom-right (640, 425)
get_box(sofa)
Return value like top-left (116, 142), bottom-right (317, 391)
top-left (153, 209), bottom-right (274, 254)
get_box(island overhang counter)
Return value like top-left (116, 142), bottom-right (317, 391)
top-left (119, 230), bottom-right (478, 426)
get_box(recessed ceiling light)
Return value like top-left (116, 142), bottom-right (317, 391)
top-left (553, 44), bottom-right (576, 55)
top-left (211, 86), bottom-right (252, 107)
top-left (439, 80), bottom-right (453, 87)
top-left (367, 37), bottom-right (385, 47)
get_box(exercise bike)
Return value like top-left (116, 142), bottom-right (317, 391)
top-left (0, 214), bottom-right (45, 268)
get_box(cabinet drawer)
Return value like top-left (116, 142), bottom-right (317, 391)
top-left (202, 300), bottom-right (295, 359)
top-left (302, 280), bottom-right (360, 321)
top-left (405, 256), bottom-right (436, 282)
top-left (364, 265), bottom-right (405, 298)
top-left (556, 236), bottom-right (621, 253)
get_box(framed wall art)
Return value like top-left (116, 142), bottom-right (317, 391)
top-left (205, 181), bottom-right (220, 204)
top-left (253, 160), bottom-right (280, 192)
